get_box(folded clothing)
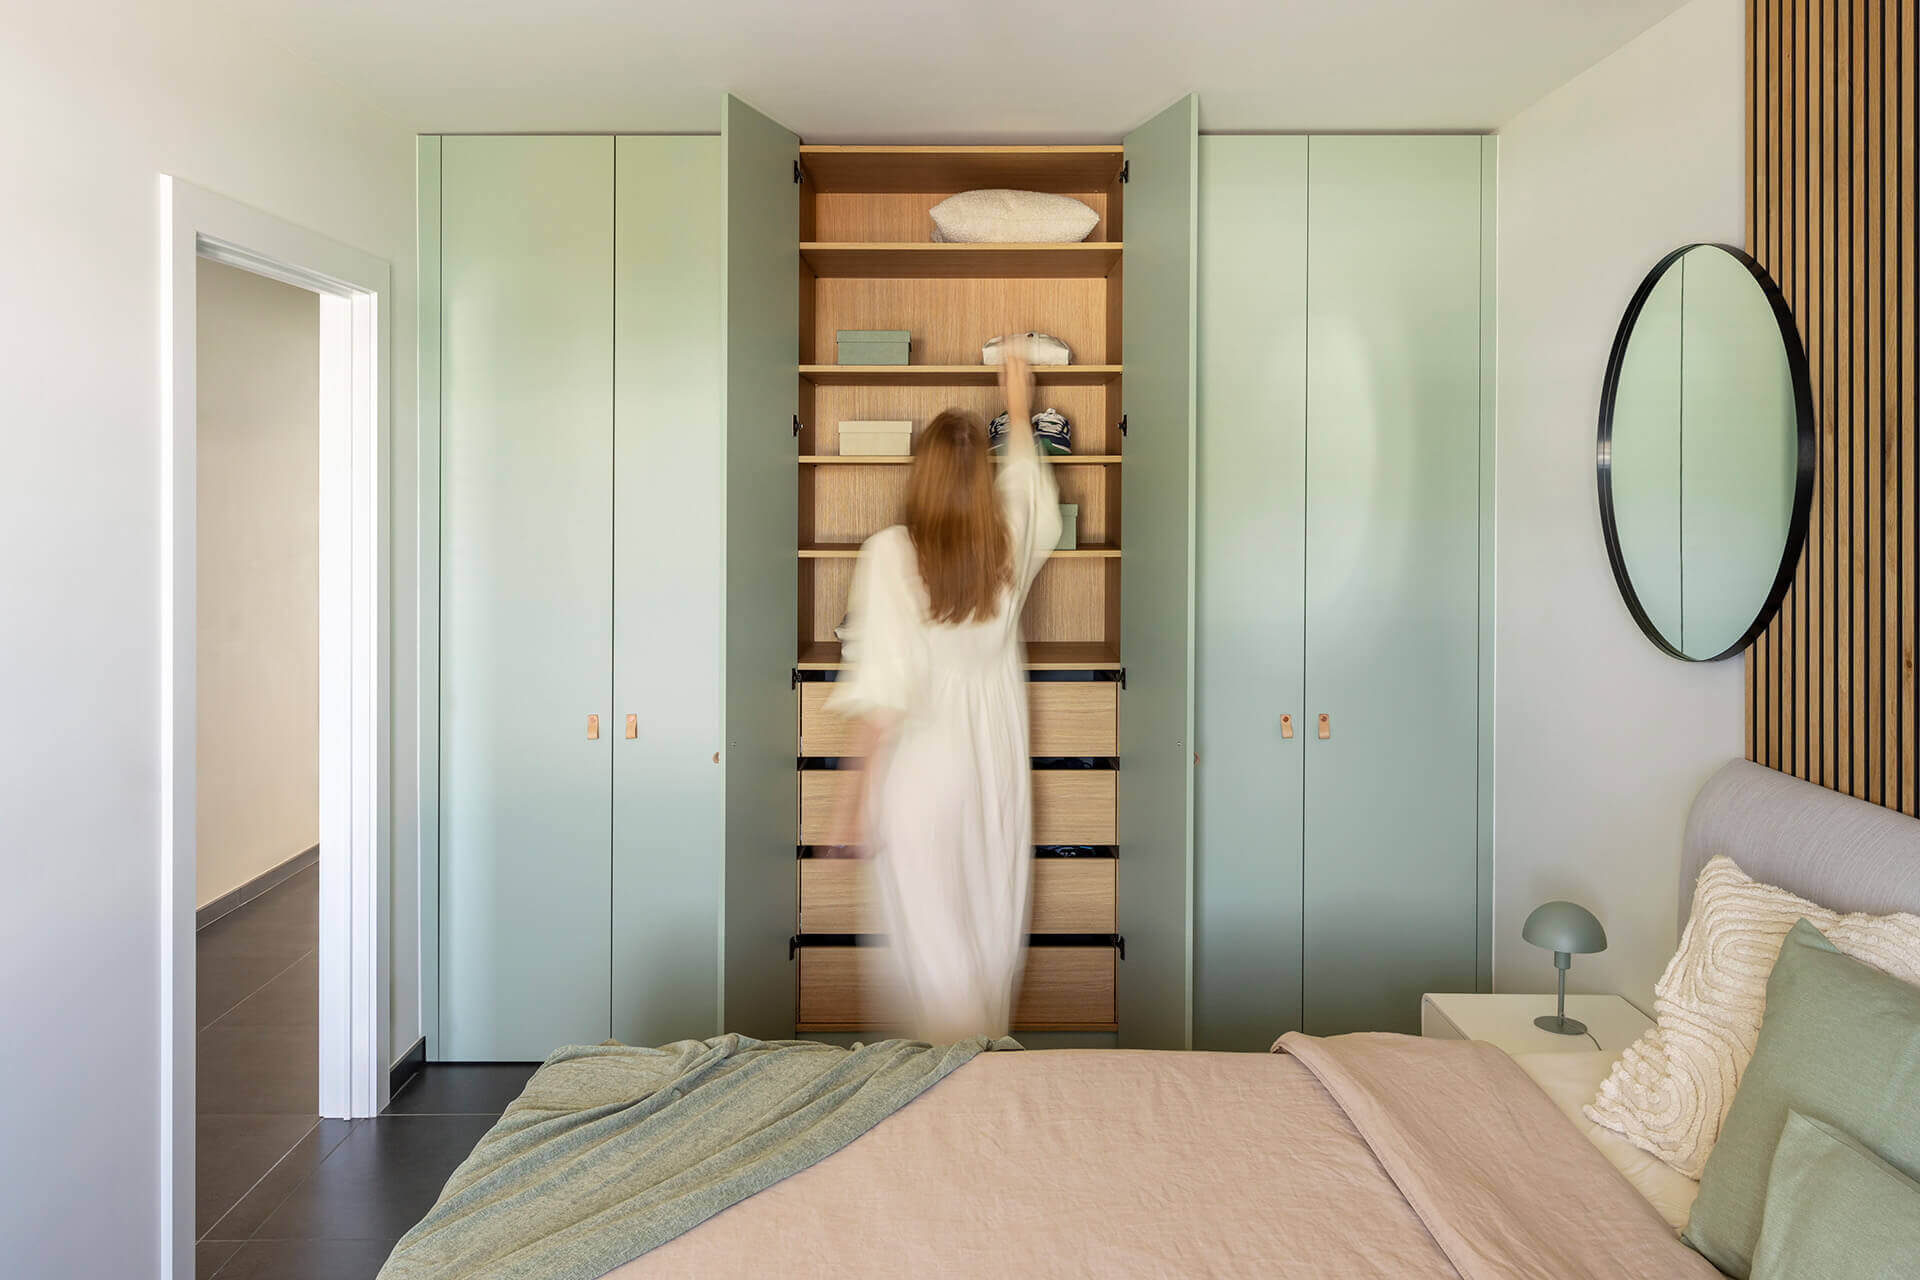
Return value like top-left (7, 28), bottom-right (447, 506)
top-left (982, 332), bottom-right (1071, 366)
top-left (987, 409), bottom-right (1071, 456)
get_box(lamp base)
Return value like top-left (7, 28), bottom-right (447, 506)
top-left (1534, 1014), bottom-right (1588, 1037)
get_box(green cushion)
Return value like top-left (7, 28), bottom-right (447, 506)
top-left (1750, 1111), bottom-right (1920, 1280)
top-left (1683, 918), bottom-right (1920, 1277)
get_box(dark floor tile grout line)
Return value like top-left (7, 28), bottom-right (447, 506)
top-left (198, 946), bottom-right (318, 1031)
top-left (199, 1116), bottom-right (326, 1244)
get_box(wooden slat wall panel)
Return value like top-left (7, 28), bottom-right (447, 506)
top-left (1746, 0), bottom-right (1915, 817)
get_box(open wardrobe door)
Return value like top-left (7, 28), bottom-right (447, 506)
top-left (1118, 94), bottom-right (1199, 1049)
top-left (721, 94), bottom-right (800, 1038)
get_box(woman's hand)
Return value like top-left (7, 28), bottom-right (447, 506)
top-left (999, 349), bottom-right (1033, 426)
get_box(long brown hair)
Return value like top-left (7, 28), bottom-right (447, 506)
top-left (904, 409), bottom-right (1011, 624)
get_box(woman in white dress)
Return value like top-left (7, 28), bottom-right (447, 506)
top-left (827, 354), bottom-right (1062, 1042)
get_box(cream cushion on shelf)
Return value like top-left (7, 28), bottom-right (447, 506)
top-left (929, 189), bottom-right (1099, 244)
top-left (1584, 855), bottom-right (1920, 1178)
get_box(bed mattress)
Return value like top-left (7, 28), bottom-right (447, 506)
top-left (614, 1040), bottom-right (1714, 1279)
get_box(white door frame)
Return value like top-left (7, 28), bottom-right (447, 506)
top-left (159, 176), bottom-right (391, 1278)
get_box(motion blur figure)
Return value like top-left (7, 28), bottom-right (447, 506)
top-left (828, 354), bottom-right (1061, 1042)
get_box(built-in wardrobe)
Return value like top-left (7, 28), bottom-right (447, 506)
top-left (424, 134), bottom-right (727, 1061)
top-left (1192, 135), bottom-right (1494, 1049)
top-left (420, 101), bottom-right (1491, 1061)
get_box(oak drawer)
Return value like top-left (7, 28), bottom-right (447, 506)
top-left (799, 857), bottom-right (1115, 933)
top-left (799, 681), bottom-right (1117, 757)
top-left (796, 943), bottom-right (1116, 1032)
top-left (798, 768), bottom-right (1115, 846)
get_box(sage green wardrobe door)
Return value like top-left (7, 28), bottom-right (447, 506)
top-left (1302, 136), bottom-right (1484, 1035)
top-left (440, 136), bottom-right (614, 1060)
top-left (719, 95), bottom-right (799, 1039)
top-left (612, 135), bottom-right (723, 1046)
top-left (1119, 94), bottom-right (1199, 1050)
top-left (1193, 136), bottom-right (1309, 1051)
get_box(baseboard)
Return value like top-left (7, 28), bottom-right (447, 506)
top-left (389, 1036), bottom-right (427, 1098)
top-left (195, 844), bottom-right (319, 930)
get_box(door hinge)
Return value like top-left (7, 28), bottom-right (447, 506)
top-left (1117, 414), bottom-right (1128, 438)
top-left (1118, 160), bottom-right (1129, 184)
top-left (793, 159), bottom-right (803, 184)
top-left (792, 414), bottom-right (802, 438)
top-left (1115, 935), bottom-right (1127, 960)
top-left (791, 666), bottom-right (802, 689)
top-left (1117, 667), bottom-right (1127, 690)
top-left (789, 934), bottom-right (800, 959)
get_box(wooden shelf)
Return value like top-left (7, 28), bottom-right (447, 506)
top-left (800, 454), bottom-right (1121, 466)
top-left (800, 364), bottom-right (1122, 386)
top-left (798, 145), bottom-right (1126, 194)
top-left (801, 242), bottom-right (1122, 279)
top-left (798, 640), bottom-right (1121, 672)
top-left (800, 544), bottom-right (1119, 559)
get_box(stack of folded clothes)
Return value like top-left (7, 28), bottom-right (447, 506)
top-left (987, 408), bottom-right (1071, 456)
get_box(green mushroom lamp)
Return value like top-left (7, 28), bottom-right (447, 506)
top-left (1522, 900), bottom-right (1608, 1036)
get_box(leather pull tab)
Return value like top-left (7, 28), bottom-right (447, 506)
top-left (1317, 713), bottom-right (1331, 740)
top-left (1280, 713), bottom-right (1293, 740)
top-left (587, 714), bottom-right (600, 740)
top-left (625, 714), bottom-right (638, 740)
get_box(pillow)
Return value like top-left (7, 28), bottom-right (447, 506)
top-left (929, 190), bottom-right (1099, 244)
top-left (1749, 1111), bottom-right (1920, 1280)
top-left (1584, 856), bottom-right (1920, 1177)
top-left (1509, 1050), bottom-right (1699, 1232)
top-left (1681, 919), bottom-right (1920, 1277)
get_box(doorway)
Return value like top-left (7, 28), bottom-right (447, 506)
top-left (160, 177), bottom-right (390, 1279)
top-left (192, 255), bottom-right (324, 1244)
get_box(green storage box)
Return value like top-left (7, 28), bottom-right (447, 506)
top-left (1056, 504), bottom-right (1078, 550)
top-left (836, 329), bottom-right (910, 365)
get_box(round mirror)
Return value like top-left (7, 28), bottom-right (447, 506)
top-left (1598, 244), bottom-right (1814, 661)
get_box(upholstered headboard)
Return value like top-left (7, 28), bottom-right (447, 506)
top-left (1682, 759), bottom-right (1920, 933)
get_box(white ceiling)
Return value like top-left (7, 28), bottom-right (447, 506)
top-left (221, 0), bottom-right (1691, 140)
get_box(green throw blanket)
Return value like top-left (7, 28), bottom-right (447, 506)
top-left (378, 1034), bottom-right (1015, 1279)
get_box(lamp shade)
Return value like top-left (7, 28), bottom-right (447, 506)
top-left (1522, 901), bottom-right (1607, 955)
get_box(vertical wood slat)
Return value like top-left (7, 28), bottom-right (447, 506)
top-left (1746, 0), bottom-right (1914, 818)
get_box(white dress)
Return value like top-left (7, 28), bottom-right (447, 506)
top-left (826, 446), bottom-right (1061, 1042)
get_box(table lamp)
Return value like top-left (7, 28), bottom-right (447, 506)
top-left (1522, 900), bottom-right (1608, 1035)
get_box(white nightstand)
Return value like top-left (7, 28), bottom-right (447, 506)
top-left (1420, 992), bottom-right (1652, 1055)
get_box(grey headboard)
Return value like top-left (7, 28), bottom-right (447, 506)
top-left (1682, 759), bottom-right (1920, 933)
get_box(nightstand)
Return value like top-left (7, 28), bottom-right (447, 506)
top-left (1420, 993), bottom-right (1652, 1055)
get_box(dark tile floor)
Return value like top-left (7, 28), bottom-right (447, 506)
top-left (198, 866), bottom-right (536, 1279)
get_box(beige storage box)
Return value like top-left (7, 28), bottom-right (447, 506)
top-left (839, 420), bottom-right (913, 456)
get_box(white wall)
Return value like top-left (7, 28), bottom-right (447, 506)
top-left (0, 5), bottom-right (419, 1272)
top-left (1494, 0), bottom-right (1745, 1007)
top-left (195, 259), bottom-right (321, 908)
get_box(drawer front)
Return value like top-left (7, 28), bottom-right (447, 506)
top-left (799, 857), bottom-right (1115, 933)
top-left (1014, 946), bottom-right (1117, 1029)
top-left (799, 681), bottom-right (1117, 757)
top-left (796, 944), bottom-right (1116, 1032)
top-left (799, 768), bottom-right (1116, 846)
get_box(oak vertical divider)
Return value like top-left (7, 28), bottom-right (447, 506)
top-left (791, 147), bottom-right (1127, 1036)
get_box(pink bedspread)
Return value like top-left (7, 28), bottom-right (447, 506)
top-left (612, 1034), bottom-right (1720, 1278)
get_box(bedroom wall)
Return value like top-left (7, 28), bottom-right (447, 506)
top-left (0, 4), bottom-right (418, 1273)
top-left (1493, 0), bottom-right (1746, 1007)
top-left (195, 259), bottom-right (321, 909)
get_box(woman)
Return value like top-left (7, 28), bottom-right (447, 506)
top-left (828, 353), bottom-right (1062, 1042)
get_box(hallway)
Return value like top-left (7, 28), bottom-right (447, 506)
top-left (197, 866), bottom-right (533, 1278)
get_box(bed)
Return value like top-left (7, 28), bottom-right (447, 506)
top-left (383, 761), bottom-right (1920, 1279)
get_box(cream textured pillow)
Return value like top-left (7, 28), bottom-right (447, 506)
top-left (929, 190), bottom-right (1099, 244)
top-left (1584, 855), bottom-right (1920, 1178)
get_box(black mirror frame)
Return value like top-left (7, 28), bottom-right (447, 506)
top-left (1596, 242), bottom-right (1816, 663)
